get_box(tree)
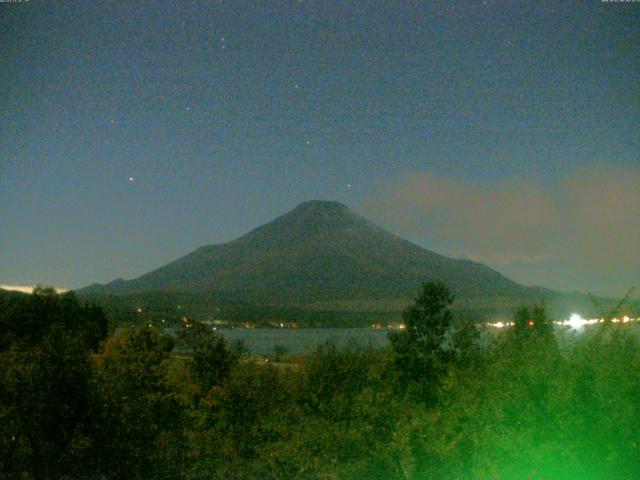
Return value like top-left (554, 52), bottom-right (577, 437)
top-left (0, 289), bottom-right (107, 479)
top-left (188, 323), bottom-right (238, 394)
top-left (232, 338), bottom-right (248, 356)
top-left (388, 281), bottom-right (454, 403)
top-left (451, 318), bottom-right (481, 366)
top-left (531, 302), bottom-right (553, 338)
top-left (90, 326), bottom-right (186, 479)
top-left (0, 288), bottom-right (107, 351)
top-left (514, 304), bottom-right (530, 332)
top-left (273, 343), bottom-right (289, 361)
top-left (300, 340), bottom-right (375, 420)
top-left (513, 303), bottom-right (553, 341)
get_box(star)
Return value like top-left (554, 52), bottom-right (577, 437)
top-left (306, 140), bottom-right (311, 145)
top-left (186, 106), bottom-right (191, 111)
top-left (128, 177), bottom-right (135, 182)
top-left (347, 184), bottom-right (352, 188)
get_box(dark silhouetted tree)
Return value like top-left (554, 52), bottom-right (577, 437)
top-left (513, 305), bottom-right (531, 341)
top-left (273, 343), bottom-right (289, 361)
top-left (389, 280), bottom-right (454, 403)
top-left (0, 289), bottom-right (108, 479)
top-left (451, 318), bottom-right (481, 365)
top-left (90, 326), bottom-right (186, 479)
top-left (0, 288), bottom-right (107, 351)
top-left (188, 323), bottom-right (238, 394)
top-left (531, 302), bottom-right (553, 338)
top-left (232, 338), bottom-right (248, 356)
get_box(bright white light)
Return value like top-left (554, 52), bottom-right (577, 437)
top-left (566, 313), bottom-right (586, 330)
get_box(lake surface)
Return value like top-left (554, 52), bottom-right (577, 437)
top-left (215, 328), bottom-right (392, 355)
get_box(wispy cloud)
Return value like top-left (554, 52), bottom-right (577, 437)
top-left (0, 285), bottom-right (69, 294)
top-left (361, 166), bottom-right (639, 296)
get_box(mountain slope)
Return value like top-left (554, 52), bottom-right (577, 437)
top-left (80, 200), bottom-right (553, 305)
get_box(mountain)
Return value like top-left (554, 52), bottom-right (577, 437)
top-left (79, 200), bottom-right (554, 309)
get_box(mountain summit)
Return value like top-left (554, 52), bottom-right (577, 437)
top-left (80, 201), bottom-right (550, 305)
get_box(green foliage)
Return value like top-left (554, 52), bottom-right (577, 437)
top-left (91, 326), bottom-right (187, 479)
top-left (231, 338), bottom-right (248, 355)
top-left (182, 321), bottom-right (238, 394)
top-left (391, 323), bottom-right (640, 479)
top-left (0, 330), bottom-right (94, 479)
top-left (160, 332), bottom-right (176, 353)
top-left (3, 287), bottom-right (640, 479)
top-left (300, 341), bottom-right (376, 420)
top-left (389, 281), bottom-right (455, 402)
top-left (531, 302), bottom-right (553, 337)
top-left (514, 304), bottom-right (531, 340)
top-left (0, 291), bottom-right (186, 480)
top-left (451, 318), bottom-right (482, 365)
top-left (513, 302), bottom-right (554, 343)
top-left (0, 289), bottom-right (107, 479)
top-left (0, 288), bottom-right (107, 351)
top-left (273, 343), bottom-right (289, 361)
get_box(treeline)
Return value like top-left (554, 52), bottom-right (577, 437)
top-left (2, 284), bottom-right (640, 479)
top-left (78, 291), bottom-right (404, 328)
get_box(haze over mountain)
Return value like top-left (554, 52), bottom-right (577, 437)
top-left (80, 201), bottom-right (553, 308)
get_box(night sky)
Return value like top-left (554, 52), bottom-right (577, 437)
top-left (1, 1), bottom-right (638, 296)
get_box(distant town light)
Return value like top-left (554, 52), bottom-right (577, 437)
top-left (566, 313), bottom-right (586, 330)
